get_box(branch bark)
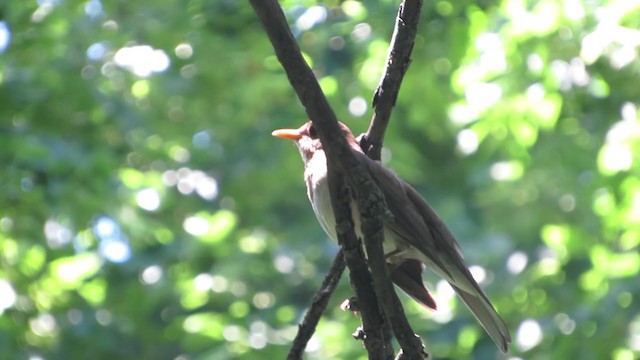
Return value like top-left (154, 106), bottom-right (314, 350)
top-left (361, 0), bottom-right (423, 161)
top-left (287, 250), bottom-right (346, 360)
top-left (251, 1), bottom-right (425, 358)
top-left (249, 1), bottom-right (391, 358)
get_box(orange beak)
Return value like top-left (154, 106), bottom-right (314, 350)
top-left (272, 128), bottom-right (302, 141)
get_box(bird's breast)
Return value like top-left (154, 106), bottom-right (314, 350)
top-left (305, 158), bottom-right (410, 264)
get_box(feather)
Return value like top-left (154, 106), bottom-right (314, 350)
top-left (390, 260), bottom-right (437, 310)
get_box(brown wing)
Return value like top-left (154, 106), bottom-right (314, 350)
top-left (354, 151), bottom-right (511, 353)
top-left (390, 259), bottom-right (437, 310)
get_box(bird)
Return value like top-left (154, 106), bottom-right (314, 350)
top-left (272, 120), bottom-right (511, 353)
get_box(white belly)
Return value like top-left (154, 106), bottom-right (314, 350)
top-left (307, 167), bottom-right (407, 264)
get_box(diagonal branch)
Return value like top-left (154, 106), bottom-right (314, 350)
top-left (287, 249), bottom-right (346, 360)
top-left (361, 0), bottom-right (423, 161)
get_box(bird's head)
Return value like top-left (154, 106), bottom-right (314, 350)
top-left (272, 121), bottom-right (359, 163)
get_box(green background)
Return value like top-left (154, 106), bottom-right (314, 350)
top-left (1, 0), bottom-right (639, 359)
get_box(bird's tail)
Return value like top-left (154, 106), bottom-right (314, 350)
top-left (450, 284), bottom-right (511, 353)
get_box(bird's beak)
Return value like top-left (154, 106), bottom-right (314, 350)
top-left (272, 128), bottom-right (302, 141)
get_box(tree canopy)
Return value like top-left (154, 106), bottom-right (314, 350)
top-left (1, 0), bottom-right (639, 359)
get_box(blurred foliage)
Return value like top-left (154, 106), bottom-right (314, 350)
top-left (1, 0), bottom-right (639, 359)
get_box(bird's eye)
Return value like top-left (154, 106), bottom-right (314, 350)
top-left (308, 125), bottom-right (318, 139)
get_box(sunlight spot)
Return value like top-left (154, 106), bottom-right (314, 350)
top-left (169, 146), bottom-right (190, 163)
top-left (102, 20), bottom-right (118, 31)
top-left (136, 188), bottom-right (161, 211)
top-left (100, 240), bottom-right (131, 263)
top-left (296, 6), bottom-right (327, 31)
top-left (131, 80), bottom-right (150, 98)
top-left (449, 103), bottom-right (478, 126)
top-left (456, 129), bottom-right (479, 155)
top-left (177, 168), bottom-right (194, 194)
top-left (140, 265), bottom-right (163, 285)
top-left (175, 43), bottom-right (193, 59)
top-left (526, 83), bottom-right (545, 102)
top-left (67, 309), bottom-right (83, 325)
top-left (192, 131), bottom-right (211, 149)
top-left (31, 1), bottom-right (55, 23)
top-left (348, 96), bottom-right (367, 117)
top-left (621, 102), bottom-right (637, 121)
top-left (114, 45), bottom-right (170, 77)
top-left (469, 265), bottom-right (487, 284)
top-left (351, 23), bottom-right (371, 42)
top-left (0, 279), bottom-right (17, 314)
top-left (94, 217), bottom-right (131, 263)
top-left (169, 168), bottom-right (219, 200)
top-left (550, 60), bottom-right (571, 90)
top-left (569, 58), bottom-right (589, 86)
top-left (211, 275), bottom-right (228, 293)
top-left (465, 82), bottom-right (502, 111)
top-left (223, 325), bottom-right (243, 342)
top-left (239, 232), bottom-right (267, 254)
top-left (183, 215), bottom-right (209, 236)
top-left (629, 315), bottom-right (640, 350)
top-left (180, 64), bottom-right (197, 78)
top-left (490, 161), bottom-right (523, 181)
top-left (432, 280), bottom-right (454, 323)
top-left (162, 170), bottom-right (178, 186)
top-left (194, 273), bottom-right (213, 291)
top-left (559, 194), bottom-right (576, 212)
top-left (506, 251), bottom-right (528, 274)
top-left (554, 313), bottom-right (576, 335)
top-left (30, 313), bottom-right (57, 336)
top-left (516, 318), bottom-right (543, 351)
top-left (0, 22), bottom-right (12, 53)
top-left (306, 336), bottom-right (321, 352)
top-left (231, 282), bottom-right (247, 297)
top-left (249, 321), bottom-right (268, 349)
top-left (195, 175), bottom-right (218, 201)
top-left (1, 217), bottom-right (13, 232)
top-left (527, 54), bottom-right (544, 73)
top-left (87, 42), bottom-right (107, 61)
top-left (274, 254), bottom-right (295, 274)
top-left (84, 0), bottom-right (103, 18)
top-left (329, 36), bottom-right (345, 50)
top-left (253, 292), bottom-right (275, 309)
top-left (44, 219), bottom-right (73, 248)
top-left (95, 309), bottom-right (112, 326)
top-left (95, 217), bottom-right (116, 236)
top-left (599, 143), bottom-right (633, 173)
top-left (610, 45), bottom-right (636, 69)
top-left (476, 33), bottom-right (507, 73)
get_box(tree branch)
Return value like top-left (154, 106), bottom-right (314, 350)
top-left (249, 1), bottom-right (391, 358)
top-left (251, 1), bottom-right (426, 358)
top-left (328, 173), bottom-right (395, 360)
top-left (361, 0), bottom-right (423, 160)
top-left (287, 249), bottom-right (346, 360)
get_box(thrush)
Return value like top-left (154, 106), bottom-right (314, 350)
top-left (273, 121), bottom-right (511, 353)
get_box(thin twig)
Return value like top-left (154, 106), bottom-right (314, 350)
top-left (287, 250), bottom-right (347, 360)
top-left (361, 0), bottom-right (424, 161)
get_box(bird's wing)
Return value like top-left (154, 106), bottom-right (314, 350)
top-left (355, 151), bottom-right (511, 353)
top-left (389, 259), bottom-right (437, 310)
top-left (354, 151), bottom-right (463, 281)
